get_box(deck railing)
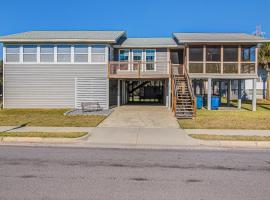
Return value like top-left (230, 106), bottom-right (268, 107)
top-left (108, 61), bottom-right (170, 78)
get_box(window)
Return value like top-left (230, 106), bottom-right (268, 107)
top-left (241, 46), bottom-right (256, 62)
top-left (91, 45), bottom-right (106, 63)
top-left (145, 49), bottom-right (155, 70)
top-left (6, 45), bottom-right (20, 62)
top-left (40, 45), bottom-right (54, 63)
top-left (119, 49), bottom-right (129, 70)
top-left (57, 45), bottom-right (71, 62)
top-left (189, 46), bottom-right (203, 61)
top-left (132, 49), bottom-right (143, 61)
top-left (132, 49), bottom-right (142, 70)
top-left (224, 46), bottom-right (238, 62)
top-left (119, 49), bottom-right (129, 61)
top-left (206, 46), bottom-right (221, 61)
top-left (74, 45), bottom-right (88, 63)
top-left (23, 45), bottom-right (37, 62)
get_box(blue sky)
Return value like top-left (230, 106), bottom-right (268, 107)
top-left (0, 0), bottom-right (269, 57)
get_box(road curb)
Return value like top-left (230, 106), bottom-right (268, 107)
top-left (198, 140), bottom-right (270, 148)
top-left (0, 132), bottom-right (91, 143)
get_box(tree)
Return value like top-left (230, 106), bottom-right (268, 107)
top-left (258, 43), bottom-right (270, 99)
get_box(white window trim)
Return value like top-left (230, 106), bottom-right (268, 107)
top-left (22, 45), bottom-right (38, 64)
top-left (39, 45), bottom-right (55, 64)
top-left (91, 45), bottom-right (107, 64)
top-left (118, 49), bottom-right (130, 71)
top-left (56, 45), bottom-right (72, 64)
top-left (145, 49), bottom-right (157, 71)
top-left (4, 45), bottom-right (21, 64)
top-left (131, 49), bottom-right (143, 71)
top-left (72, 45), bottom-right (89, 64)
top-left (4, 44), bottom-right (109, 65)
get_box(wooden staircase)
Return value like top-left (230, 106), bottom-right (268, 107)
top-left (171, 65), bottom-right (196, 119)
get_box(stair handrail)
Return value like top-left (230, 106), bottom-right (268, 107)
top-left (183, 65), bottom-right (196, 116)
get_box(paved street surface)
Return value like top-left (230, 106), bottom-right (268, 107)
top-left (0, 146), bottom-right (270, 200)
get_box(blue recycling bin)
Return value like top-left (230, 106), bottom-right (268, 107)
top-left (196, 95), bottom-right (203, 109)
top-left (211, 96), bottom-right (220, 110)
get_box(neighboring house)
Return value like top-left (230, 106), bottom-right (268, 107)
top-left (0, 31), bottom-right (268, 118)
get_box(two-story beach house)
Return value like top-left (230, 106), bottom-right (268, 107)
top-left (0, 31), bottom-right (268, 118)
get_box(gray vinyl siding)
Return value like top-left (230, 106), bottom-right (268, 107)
top-left (109, 79), bottom-right (118, 107)
top-left (4, 63), bottom-right (108, 108)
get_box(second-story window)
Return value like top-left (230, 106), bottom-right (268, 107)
top-left (206, 46), bottom-right (221, 73)
top-left (74, 45), bottom-right (88, 63)
top-left (57, 45), bottom-right (71, 63)
top-left (189, 46), bottom-right (204, 73)
top-left (206, 46), bottom-right (221, 61)
top-left (119, 49), bottom-right (129, 62)
top-left (40, 45), bottom-right (54, 63)
top-left (132, 49), bottom-right (143, 70)
top-left (23, 45), bottom-right (37, 62)
top-left (91, 45), bottom-right (106, 63)
top-left (145, 49), bottom-right (155, 70)
top-left (6, 45), bottom-right (20, 63)
top-left (241, 46), bottom-right (256, 62)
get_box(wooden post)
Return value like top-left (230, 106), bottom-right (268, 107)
top-left (238, 45), bottom-right (241, 74)
top-left (203, 45), bottom-right (206, 74)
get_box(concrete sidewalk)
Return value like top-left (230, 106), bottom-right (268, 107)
top-left (185, 129), bottom-right (270, 136)
top-left (1, 126), bottom-right (270, 149)
top-left (86, 127), bottom-right (199, 146)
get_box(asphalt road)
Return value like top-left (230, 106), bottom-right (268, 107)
top-left (0, 146), bottom-right (270, 200)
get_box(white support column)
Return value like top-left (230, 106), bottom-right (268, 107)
top-left (237, 79), bottom-right (242, 109)
top-left (117, 79), bottom-right (121, 107)
top-left (207, 78), bottom-right (212, 110)
top-left (252, 78), bottom-right (257, 111)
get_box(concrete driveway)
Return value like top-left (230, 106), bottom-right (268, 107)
top-left (98, 105), bottom-right (179, 128)
top-left (87, 106), bottom-right (198, 147)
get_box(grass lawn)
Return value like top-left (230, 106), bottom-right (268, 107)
top-left (189, 134), bottom-right (270, 141)
top-left (0, 109), bottom-right (106, 127)
top-left (0, 132), bottom-right (87, 138)
top-left (179, 99), bottom-right (270, 130)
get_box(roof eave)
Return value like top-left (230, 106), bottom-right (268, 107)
top-left (0, 38), bottom-right (118, 43)
top-left (178, 40), bottom-right (270, 44)
top-left (113, 45), bottom-right (181, 48)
